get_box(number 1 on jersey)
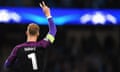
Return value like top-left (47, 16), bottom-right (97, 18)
top-left (28, 53), bottom-right (38, 70)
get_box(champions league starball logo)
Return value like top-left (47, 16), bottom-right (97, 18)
top-left (80, 11), bottom-right (117, 25)
top-left (0, 9), bottom-right (21, 23)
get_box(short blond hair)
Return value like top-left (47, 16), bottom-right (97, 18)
top-left (27, 23), bottom-right (40, 36)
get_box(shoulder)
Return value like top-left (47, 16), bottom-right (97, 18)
top-left (37, 40), bottom-right (51, 48)
top-left (13, 42), bottom-right (27, 51)
top-left (10, 43), bottom-right (26, 55)
top-left (15, 43), bottom-right (26, 48)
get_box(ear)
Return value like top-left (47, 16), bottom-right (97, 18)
top-left (37, 32), bottom-right (40, 36)
top-left (26, 31), bottom-right (28, 36)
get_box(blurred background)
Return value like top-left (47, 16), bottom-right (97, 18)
top-left (0, 0), bottom-right (120, 72)
top-left (0, 0), bottom-right (120, 8)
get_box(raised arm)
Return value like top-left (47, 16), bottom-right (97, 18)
top-left (40, 1), bottom-right (57, 43)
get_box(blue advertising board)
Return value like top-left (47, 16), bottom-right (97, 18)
top-left (0, 7), bottom-right (120, 25)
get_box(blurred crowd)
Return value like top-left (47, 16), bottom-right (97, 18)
top-left (44, 26), bottom-right (119, 72)
top-left (0, 0), bottom-right (120, 8)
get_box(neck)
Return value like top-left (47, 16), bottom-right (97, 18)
top-left (27, 36), bottom-right (37, 42)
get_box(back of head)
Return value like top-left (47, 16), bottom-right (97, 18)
top-left (27, 23), bottom-right (40, 36)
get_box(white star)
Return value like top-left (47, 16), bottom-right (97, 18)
top-left (92, 12), bottom-right (105, 25)
top-left (106, 14), bottom-right (117, 24)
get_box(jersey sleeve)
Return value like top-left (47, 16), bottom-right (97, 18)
top-left (37, 17), bottom-right (57, 48)
top-left (44, 16), bottom-right (57, 43)
top-left (4, 46), bottom-right (18, 68)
